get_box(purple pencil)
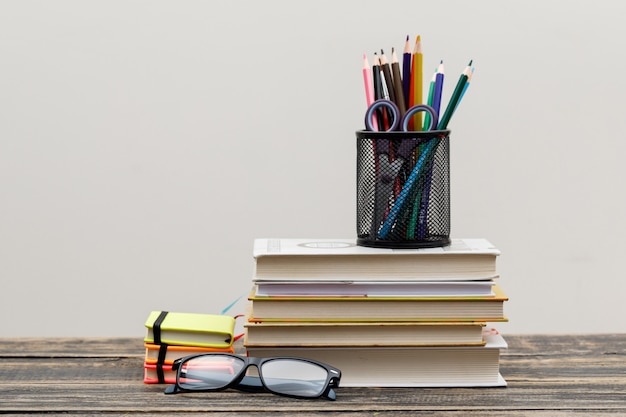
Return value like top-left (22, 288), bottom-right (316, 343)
top-left (402, 35), bottom-right (411, 110)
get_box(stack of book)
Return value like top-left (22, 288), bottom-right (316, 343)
top-left (143, 311), bottom-right (236, 384)
top-left (244, 238), bottom-right (509, 387)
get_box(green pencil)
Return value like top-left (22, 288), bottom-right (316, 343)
top-left (422, 68), bottom-right (436, 130)
top-left (437, 60), bottom-right (472, 130)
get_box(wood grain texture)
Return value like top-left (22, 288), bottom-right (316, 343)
top-left (0, 335), bottom-right (625, 416)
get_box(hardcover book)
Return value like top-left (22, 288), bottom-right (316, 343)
top-left (247, 285), bottom-right (508, 322)
top-left (244, 321), bottom-right (489, 347)
top-left (144, 343), bottom-right (234, 365)
top-left (143, 363), bottom-right (176, 384)
top-left (253, 279), bottom-right (496, 298)
top-left (246, 329), bottom-right (508, 387)
top-left (144, 311), bottom-right (236, 348)
top-left (253, 238), bottom-right (500, 281)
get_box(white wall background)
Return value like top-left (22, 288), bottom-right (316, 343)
top-left (2, 0), bottom-right (625, 337)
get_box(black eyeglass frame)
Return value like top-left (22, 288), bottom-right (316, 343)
top-left (164, 353), bottom-right (341, 401)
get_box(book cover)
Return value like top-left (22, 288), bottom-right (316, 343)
top-left (144, 311), bottom-right (236, 348)
top-left (253, 279), bottom-right (496, 298)
top-left (253, 238), bottom-right (500, 281)
top-left (244, 321), bottom-right (488, 347)
top-left (143, 362), bottom-right (177, 384)
top-left (246, 330), bottom-right (508, 387)
top-left (247, 285), bottom-right (508, 322)
top-left (144, 343), bottom-right (234, 365)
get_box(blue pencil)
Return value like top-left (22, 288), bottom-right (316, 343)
top-left (432, 60), bottom-right (445, 118)
top-left (377, 138), bottom-right (439, 239)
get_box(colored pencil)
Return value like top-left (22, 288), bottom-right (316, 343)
top-left (408, 35), bottom-right (423, 130)
top-left (380, 69), bottom-right (390, 100)
top-left (362, 53), bottom-right (377, 129)
top-left (403, 69), bottom-right (435, 239)
top-left (402, 35), bottom-right (412, 110)
top-left (371, 53), bottom-right (386, 131)
top-left (410, 61), bottom-right (445, 239)
top-left (391, 47), bottom-right (407, 118)
top-left (379, 50), bottom-right (397, 108)
top-left (377, 138), bottom-right (439, 239)
top-left (455, 67), bottom-right (473, 112)
top-left (362, 54), bottom-right (375, 107)
top-left (432, 60), bottom-right (445, 119)
top-left (437, 60), bottom-right (472, 130)
top-left (422, 69), bottom-right (436, 131)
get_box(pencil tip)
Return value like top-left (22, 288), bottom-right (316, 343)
top-left (380, 49), bottom-right (384, 55)
top-left (468, 59), bottom-right (473, 66)
top-left (391, 47), bottom-right (395, 53)
top-left (406, 35), bottom-right (409, 41)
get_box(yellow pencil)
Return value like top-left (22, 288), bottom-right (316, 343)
top-left (409, 35), bottom-right (423, 130)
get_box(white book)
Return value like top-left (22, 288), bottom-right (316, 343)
top-left (253, 238), bottom-right (500, 281)
top-left (253, 279), bottom-right (497, 297)
top-left (244, 321), bottom-right (489, 347)
top-left (246, 330), bottom-right (508, 387)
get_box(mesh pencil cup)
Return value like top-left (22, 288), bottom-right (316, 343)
top-left (356, 129), bottom-right (451, 249)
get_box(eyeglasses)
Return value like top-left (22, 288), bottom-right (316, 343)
top-left (163, 353), bottom-right (341, 400)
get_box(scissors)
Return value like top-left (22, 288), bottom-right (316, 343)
top-left (364, 99), bottom-right (438, 133)
top-left (364, 100), bottom-right (439, 237)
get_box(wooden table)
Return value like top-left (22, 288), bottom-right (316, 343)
top-left (1, 334), bottom-right (625, 416)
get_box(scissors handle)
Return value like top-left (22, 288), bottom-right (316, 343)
top-left (364, 100), bottom-right (400, 132)
top-left (400, 105), bottom-right (438, 132)
top-left (365, 100), bottom-right (439, 132)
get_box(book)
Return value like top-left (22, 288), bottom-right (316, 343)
top-left (143, 363), bottom-right (177, 384)
top-left (247, 285), bottom-right (508, 322)
top-left (144, 343), bottom-right (234, 365)
top-left (253, 279), bottom-right (497, 297)
top-left (253, 238), bottom-right (499, 281)
top-left (244, 321), bottom-right (489, 347)
top-left (144, 311), bottom-right (236, 348)
top-left (246, 329), bottom-right (508, 387)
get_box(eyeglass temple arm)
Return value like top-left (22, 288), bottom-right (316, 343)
top-left (322, 376), bottom-right (340, 401)
top-left (323, 387), bottom-right (337, 401)
top-left (164, 384), bottom-right (180, 395)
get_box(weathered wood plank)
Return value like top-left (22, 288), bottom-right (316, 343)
top-left (503, 334), bottom-right (626, 356)
top-left (2, 334), bottom-right (624, 357)
top-left (1, 413), bottom-right (624, 417)
top-left (2, 351), bottom-right (624, 383)
top-left (2, 372), bottom-right (626, 413)
top-left (0, 337), bottom-right (144, 357)
top-left (1, 383), bottom-right (626, 413)
top-left (0, 335), bottom-right (625, 415)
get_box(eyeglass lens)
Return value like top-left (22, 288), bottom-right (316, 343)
top-left (179, 355), bottom-right (245, 390)
top-left (260, 358), bottom-right (329, 397)
top-left (177, 355), bottom-right (330, 398)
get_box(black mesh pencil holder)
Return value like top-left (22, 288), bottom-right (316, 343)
top-left (356, 130), bottom-right (451, 249)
